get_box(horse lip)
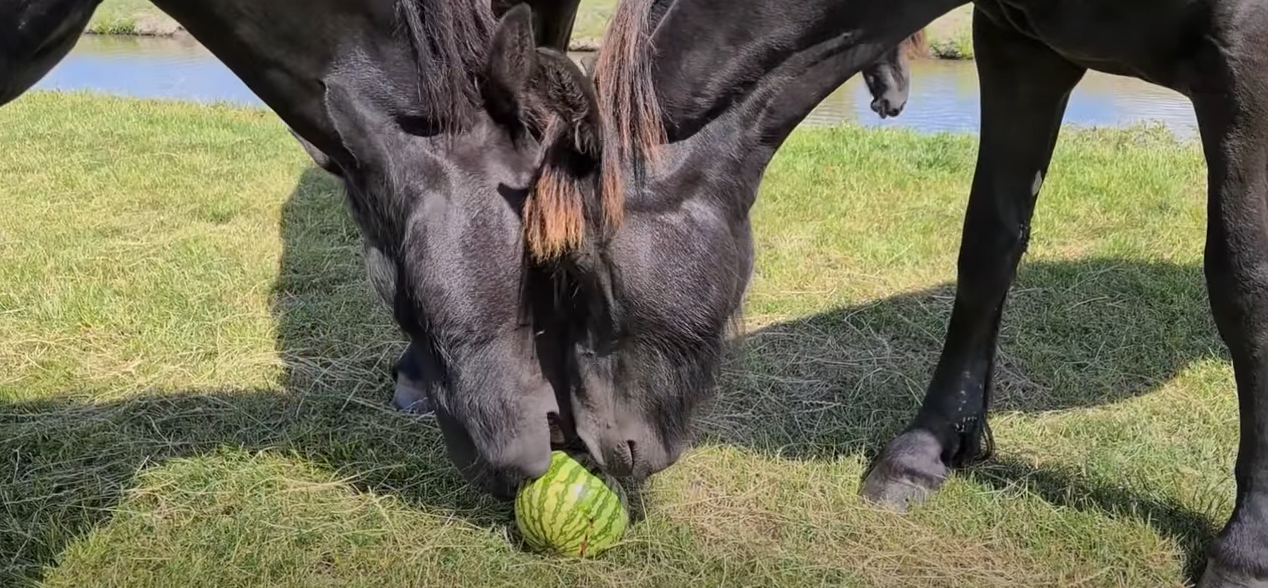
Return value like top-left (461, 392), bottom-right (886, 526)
top-left (573, 425), bottom-right (635, 477)
top-left (574, 426), bottom-right (607, 469)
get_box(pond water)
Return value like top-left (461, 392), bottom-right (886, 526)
top-left (33, 35), bottom-right (1200, 139)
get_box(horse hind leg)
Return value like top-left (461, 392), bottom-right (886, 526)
top-left (1194, 38), bottom-right (1268, 588)
top-left (860, 9), bottom-right (1085, 509)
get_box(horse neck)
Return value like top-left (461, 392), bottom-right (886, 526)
top-left (148, 0), bottom-right (409, 162)
top-left (651, 0), bottom-right (963, 169)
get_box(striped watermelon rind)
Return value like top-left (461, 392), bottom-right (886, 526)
top-left (515, 451), bottom-right (628, 557)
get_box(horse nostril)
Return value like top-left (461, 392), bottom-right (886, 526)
top-left (871, 99), bottom-right (894, 119)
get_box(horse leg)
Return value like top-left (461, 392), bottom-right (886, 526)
top-left (860, 9), bottom-right (1086, 508)
top-left (359, 241), bottom-right (435, 415)
top-left (1193, 50), bottom-right (1268, 588)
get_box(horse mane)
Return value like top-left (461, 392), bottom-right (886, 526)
top-left (591, 0), bottom-right (667, 221)
top-left (525, 0), bottom-right (664, 261)
top-left (396, 0), bottom-right (496, 128)
top-left (902, 29), bottom-right (928, 59)
top-left (523, 0), bottom-right (927, 261)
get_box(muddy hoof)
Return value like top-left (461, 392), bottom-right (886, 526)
top-left (860, 429), bottom-right (949, 511)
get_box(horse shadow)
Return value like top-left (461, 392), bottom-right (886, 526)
top-left (712, 258), bottom-right (1224, 457)
top-left (707, 256), bottom-right (1227, 579)
top-left (0, 165), bottom-right (1230, 583)
top-left (0, 167), bottom-right (488, 584)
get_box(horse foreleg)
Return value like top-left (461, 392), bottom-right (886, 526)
top-left (358, 242), bottom-right (437, 416)
top-left (860, 8), bottom-right (1086, 509)
top-left (1194, 49), bottom-right (1268, 588)
top-left (390, 341), bottom-right (433, 415)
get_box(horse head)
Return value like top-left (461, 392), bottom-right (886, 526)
top-left (309, 4), bottom-right (609, 498)
top-left (512, 0), bottom-right (939, 487)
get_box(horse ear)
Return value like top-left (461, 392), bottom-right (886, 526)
top-left (483, 3), bottom-right (537, 125)
top-left (484, 6), bottom-right (601, 165)
top-left (531, 47), bottom-right (602, 161)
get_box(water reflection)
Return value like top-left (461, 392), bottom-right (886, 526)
top-left (33, 35), bottom-right (1199, 139)
top-left (35, 35), bottom-right (265, 105)
top-left (826, 59), bottom-right (1198, 138)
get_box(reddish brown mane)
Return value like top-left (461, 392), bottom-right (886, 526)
top-left (591, 0), bottom-right (666, 221)
top-left (524, 0), bottom-right (662, 261)
top-left (902, 29), bottom-right (929, 60)
top-left (524, 121), bottom-right (585, 259)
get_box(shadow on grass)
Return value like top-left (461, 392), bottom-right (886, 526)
top-left (0, 165), bottom-right (1230, 583)
top-left (0, 167), bottom-right (492, 584)
top-left (712, 259), bottom-right (1224, 458)
top-left (707, 258), bottom-right (1226, 580)
top-left (965, 459), bottom-right (1220, 580)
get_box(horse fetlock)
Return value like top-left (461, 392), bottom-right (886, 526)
top-left (860, 429), bottom-right (950, 511)
top-left (947, 413), bottom-right (993, 467)
top-left (1197, 559), bottom-right (1268, 588)
top-left (1202, 508), bottom-right (1268, 588)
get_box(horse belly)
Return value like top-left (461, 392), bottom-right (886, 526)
top-left (988, 0), bottom-right (1206, 90)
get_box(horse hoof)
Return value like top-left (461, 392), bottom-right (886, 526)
top-left (859, 429), bottom-right (948, 511)
top-left (391, 382), bottom-right (433, 416)
top-left (1197, 559), bottom-right (1268, 588)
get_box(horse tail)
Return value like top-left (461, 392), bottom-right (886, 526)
top-left (523, 0), bottom-right (664, 262)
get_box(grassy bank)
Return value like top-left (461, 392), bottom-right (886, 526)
top-left (84, 0), bottom-right (977, 59)
top-left (0, 91), bottom-right (1223, 587)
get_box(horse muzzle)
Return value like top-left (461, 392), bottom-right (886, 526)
top-left (573, 407), bottom-right (688, 481)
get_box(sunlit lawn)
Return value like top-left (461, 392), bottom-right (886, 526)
top-left (0, 91), bottom-right (1228, 587)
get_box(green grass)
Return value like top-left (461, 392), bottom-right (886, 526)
top-left (85, 0), bottom-right (161, 35)
top-left (925, 6), bottom-right (975, 60)
top-left (0, 91), bottom-right (1227, 587)
top-left (573, 0), bottom-right (619, 43)
top-left (928, 26), bottom-right (975, 60)
top-left (83, 0), bottom-right (976, 59)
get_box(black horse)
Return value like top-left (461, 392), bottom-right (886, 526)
top-left (374, 0), bottom-right (925, 464)
top-left (0, 0), bottom-right (614, 498)
top-left (535, 0), bottom-right (1268, 585)
top-left (1, 0), bottom-right (919, 502)
top-left (502, 0), bottom-right (933, 485)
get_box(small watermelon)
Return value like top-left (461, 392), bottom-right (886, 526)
top-left (515, 451), bottom-right (628, 557)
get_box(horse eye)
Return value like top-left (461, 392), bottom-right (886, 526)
top-left (396, 114), bottom-right (444, 138)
